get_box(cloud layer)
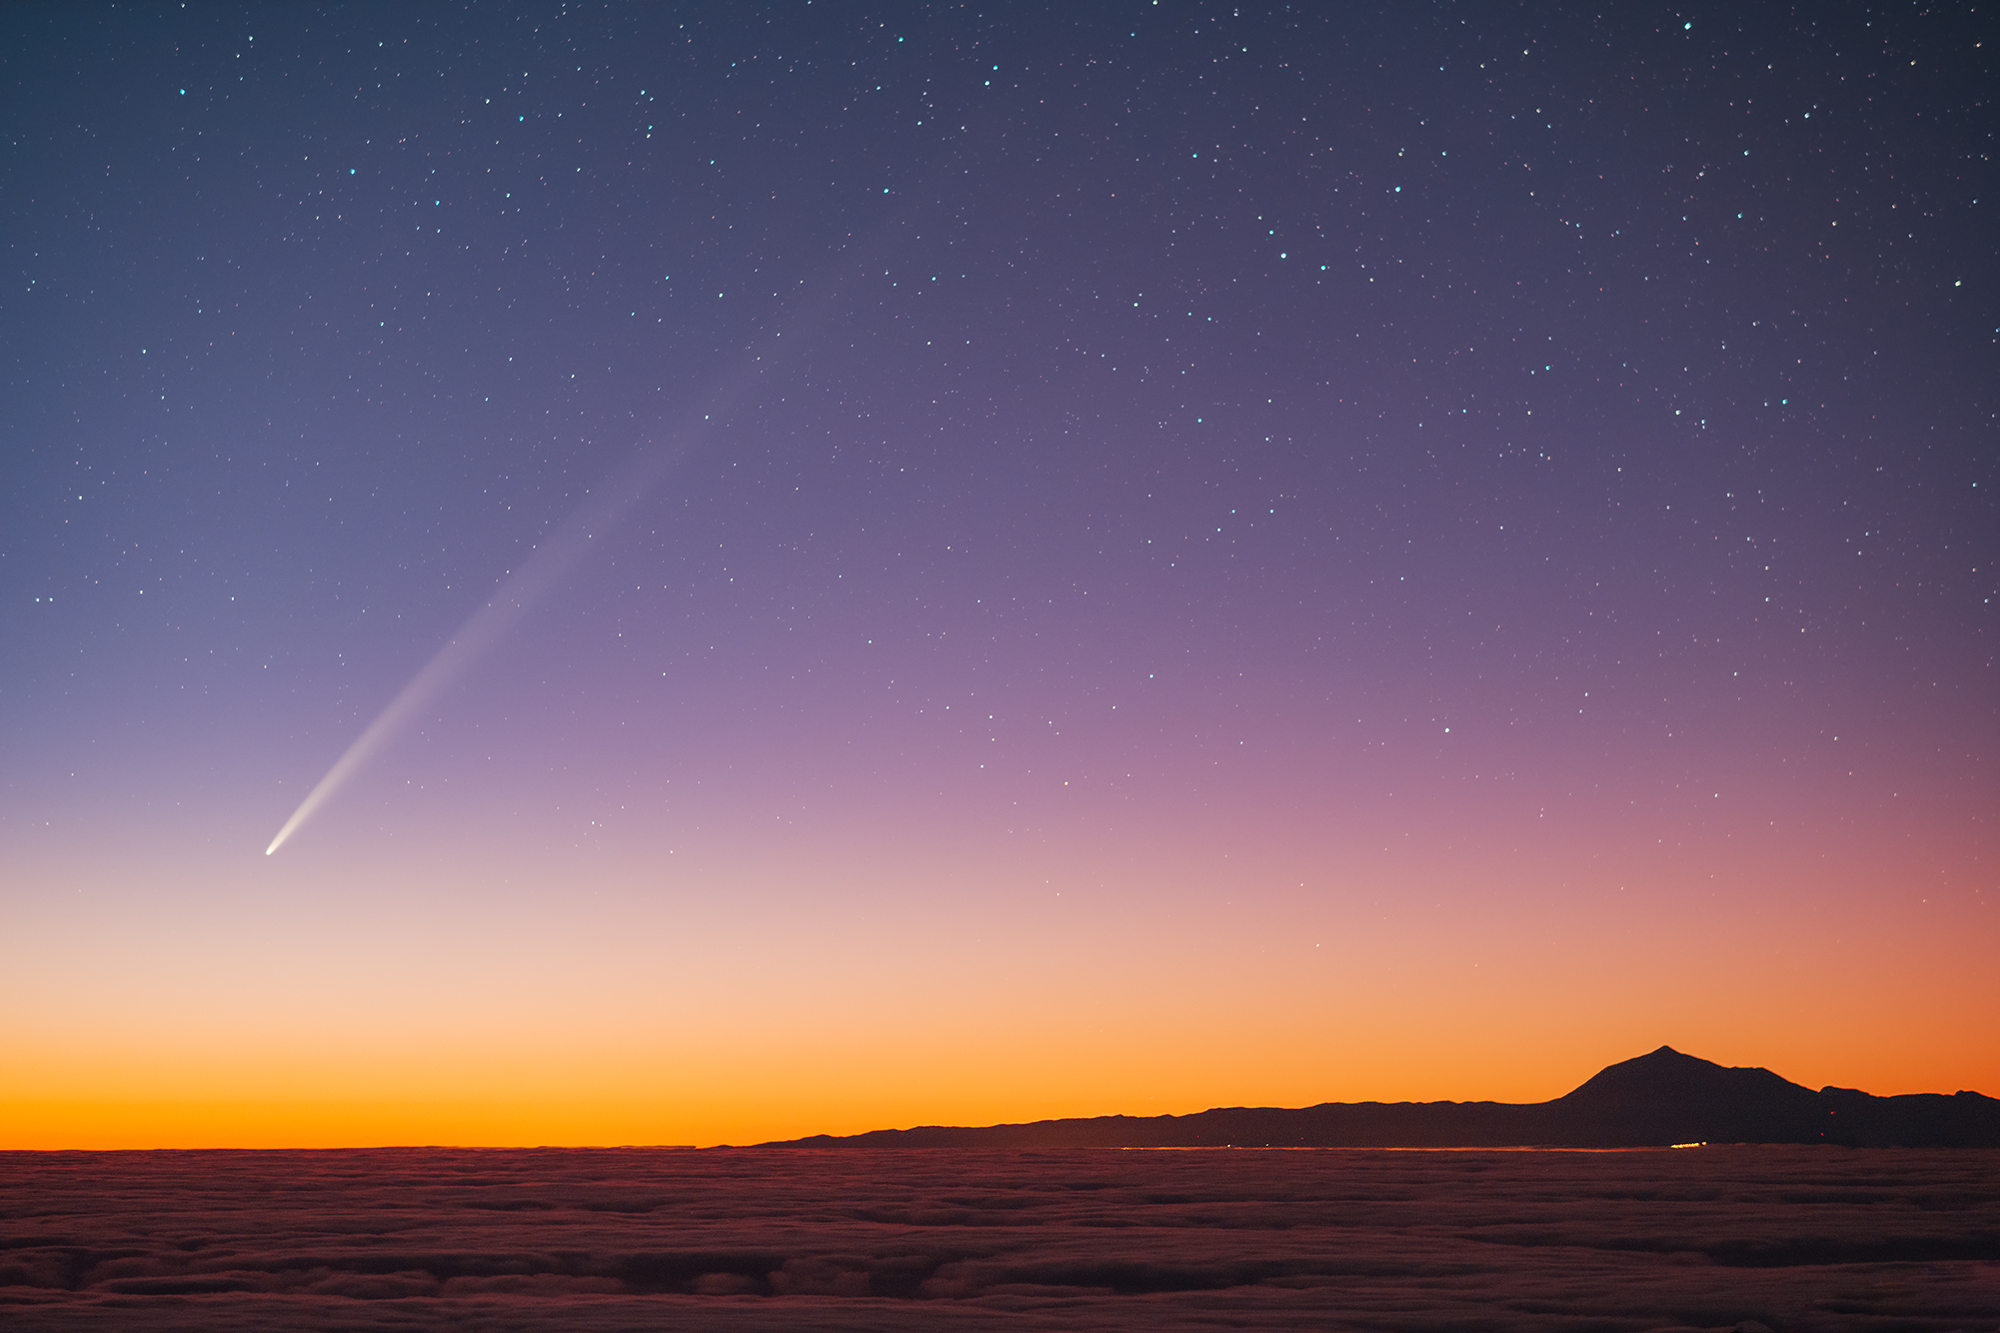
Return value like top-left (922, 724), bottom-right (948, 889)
top-left (4, 1146), bottom-right (1995, 1330)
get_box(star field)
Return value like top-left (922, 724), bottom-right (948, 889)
top-left (1, 1), bottom-right (1993, 1147)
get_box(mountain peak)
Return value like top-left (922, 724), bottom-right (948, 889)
top-left (1558, 1046), bottom-right (1818, 1112)
top-left (760, 1048), bottom-right (2000, 1149)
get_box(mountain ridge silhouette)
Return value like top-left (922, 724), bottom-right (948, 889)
top-left (763, 1047), bottom-right (2000, 1149)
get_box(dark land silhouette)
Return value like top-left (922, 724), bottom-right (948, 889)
top-left (768, 1046), bottom-right (2000, 1149)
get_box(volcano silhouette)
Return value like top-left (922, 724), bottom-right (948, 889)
top-left (1545, 1045), bottom-right (1831, 1145)
top-left (769, 1047), bottom-right (2000, 1149)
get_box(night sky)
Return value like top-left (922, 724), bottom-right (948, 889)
top-left (4, 2), bottom-right (1993, 1149)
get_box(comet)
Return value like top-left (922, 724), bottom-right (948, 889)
top-left (263, 439), bottom-right (686, 856)
top-left (261, 248), bottom-right (882, 857)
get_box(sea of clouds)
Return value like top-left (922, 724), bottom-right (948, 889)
top-left (3, 1145), bottom-right (1995, 1330)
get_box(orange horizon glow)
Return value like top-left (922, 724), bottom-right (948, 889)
top-left (7, 745), bottom-right (1995, 1151)
top-left (7, 822), bottom-right (1993, 1151)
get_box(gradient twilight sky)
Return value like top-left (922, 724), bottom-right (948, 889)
top-left (3, 3), bottom-right (1994, 1150)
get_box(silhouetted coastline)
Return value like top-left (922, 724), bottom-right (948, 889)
top-left (765, 1046), bottom-right (2000, 1149)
